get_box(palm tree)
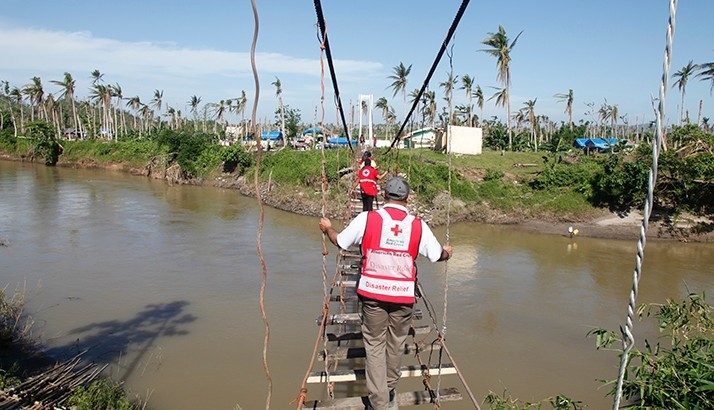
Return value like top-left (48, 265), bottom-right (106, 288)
top-left (672, 60), bottom-right (698, 124)
top-left (188, 95), bottom-right (202, 130)
top-left (91, 69), bottom-right (104, 84)
top-left (460, 74), bottom-right (474, 126)
top-left (271, 77), bottom-right (286, 142)
top-left (554, 89), bottom-right (574, 130)
top-left (211, 100), bottom-right (227, 132)
top-left (474, 85), bottom-right (484, 125)
top-left (239, 90), bottom-right (248, 124)
top-left (440, 72), bottom-right (458, 126)
top-left (23, 77), bottom-right (48, 121)
top-left (375, 97), bottom-right (392, 140)
top-left (388, 62), bottom-right (412, 121)
top-left (51, 72), bottom-right (82, 137)
top-left (45, 93), bottom-right (61, 137)
top-left (480, 25), bottom-right (523, 150)
top-left (523, 99), bottom-right (538, 151)
top-left (9, 87), bottom-right (24, 134)
top-left (89, 83), bottom-right (114, 139)
top-left (110, 83), bottom-right (125, 138)
top-left (424, 90), bottom-right (437, 129)
top-left (126, 96), bottom-right (142, 134)
top-left (151, 89), bottom-right (163, 126)
top-left (696, 59), bottom-right (713, 94)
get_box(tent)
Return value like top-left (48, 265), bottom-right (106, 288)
top-left (261, 130), bottom-right (283, 141)
top-left (574, 137), bottom-right (619, 151)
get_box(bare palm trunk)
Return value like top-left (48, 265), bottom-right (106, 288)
top-left (506, 91), bottom-right (512, 150)
top-left (697, 99), bottom-right (703, 126)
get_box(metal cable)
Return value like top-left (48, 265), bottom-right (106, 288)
top-left (313, 0), bottom-right (353, 152)
top-left (248, 0), bottom-right (273, 408)
top-left (385, 0), bottom-right (471, 153)
top-left (612, 1), bottom-right (677, 408)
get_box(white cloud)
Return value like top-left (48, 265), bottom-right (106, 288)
top-left (0, 24), bottom-right (385, 119)
top-left (0, 25), bottom-right (382, 78)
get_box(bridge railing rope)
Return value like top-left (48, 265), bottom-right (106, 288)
top-left (612, 1), bottom-right (678, 409)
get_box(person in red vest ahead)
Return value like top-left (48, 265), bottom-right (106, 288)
top-left (356, 158), bottom-right (381, 211)
top-left (319, 176), bottom-right (453, 410)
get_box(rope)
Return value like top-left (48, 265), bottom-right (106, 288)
top-left (417, 282), bottom-right (481, 409)
top-left (293, 22), bottom-right (335, 409)
top-left (385, 0), bottom-right (471, 153)
top-left (317, 27), bottom-right (335, 400)
top-left (612, 1), bottom-right (677, 408)
top-left (313, 0), bottom-right (353, 152)
top-left (248, 0), bottom-right (272, 408)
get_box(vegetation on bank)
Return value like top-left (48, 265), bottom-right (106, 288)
top-left (0, 286), bottom-right (140, 409)
top-left (590, 293), bottom-right (713, 409)
top-left (1, 121), bottom-right (712, 220)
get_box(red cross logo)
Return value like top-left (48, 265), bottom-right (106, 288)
top-left (390, 224), bottom-right (402, 236)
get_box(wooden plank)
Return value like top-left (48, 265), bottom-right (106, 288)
top-left (317, 310), bottom-right (422, 326)
top-left (327, 325), bottom-right (431, 341)
top-left (335, 280), bottom-right (356, 288)
top-left (329, 294), bottom-right (359, 302)
top-left (319, 342), bottom-right (441, 361)
top-left (306, 387), bottom-right (461, 409)
top-left (306, 363), bottom-right (457, 383)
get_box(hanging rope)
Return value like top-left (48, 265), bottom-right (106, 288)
top-left (436, 41), bottom-right (456, 404)
top-left (417, 282), bottom-right (481, 409)
top-left (248, 0), bottom-right (273, 408)
top-left (612, 1), bottom-right (677, 409)
top-left (385, 0), bottom-right (471, 153)
top-left (292, 21), bottom-right (335, 409)
top-left (313, 0), bottom-right (353, 152)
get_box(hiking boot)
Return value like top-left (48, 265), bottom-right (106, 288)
top-left (387, 389), bottom-right (398, 410)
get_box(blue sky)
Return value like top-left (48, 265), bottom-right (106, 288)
top-left (1, 0), bottom-right (713, 126)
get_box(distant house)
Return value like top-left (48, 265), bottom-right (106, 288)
top-left (404, 127), bottom-right (437, 148)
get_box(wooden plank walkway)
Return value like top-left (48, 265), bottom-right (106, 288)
top-left (307, 363), bottom-right (458, 383)
top-left (305, 387), bottom-right (462, 409)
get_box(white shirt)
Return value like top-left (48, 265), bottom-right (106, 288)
top-left (336, 203), bottom-right (444, 262)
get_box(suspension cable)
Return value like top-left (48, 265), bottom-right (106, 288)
top-left (248, 0), bottom-right (272, 408)
top-left (313, 0), bottom-right (353, 152)
top-left (385, 0), bottom-right (471, 153)
top-left (612, 1), bottom-right (677, 408)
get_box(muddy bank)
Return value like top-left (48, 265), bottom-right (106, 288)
top-left (3, 155), bottom-right (713, 242)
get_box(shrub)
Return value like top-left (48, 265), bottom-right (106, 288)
top-left (68, 378), bottom-right (137, 410)
top-left (220, 144), bottom-right (253, 174)
top-left (26, 120), bottom-right (62, 165)
top-left (591, 154), bottom-right (648, 210)
top-left (532, 156), bottom-right (599, 197)
top-left (589, 293), bottom-right (713, 409)
top-left (155, 130), bottom-right (217, 177)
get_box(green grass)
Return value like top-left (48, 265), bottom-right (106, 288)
top-left (67, 378), bottom-right (138, 410)
top-left (61, 139), bottom-right (162, 167)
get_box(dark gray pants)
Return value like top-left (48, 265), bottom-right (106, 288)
top-left (360, 298), bottom-right (413, 409)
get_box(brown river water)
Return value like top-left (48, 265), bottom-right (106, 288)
top-left (0, 160), bottom-right (712, 409)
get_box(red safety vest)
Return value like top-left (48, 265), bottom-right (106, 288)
top-left (358, 206), bottom-right (422, 304)
top-left (358, 166), bottom-right (378, 196)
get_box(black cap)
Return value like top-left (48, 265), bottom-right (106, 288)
top-left (384, 176), bottom-right (410, 200)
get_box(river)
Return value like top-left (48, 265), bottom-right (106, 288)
top-left (0, 160), bottom-right (712, 409)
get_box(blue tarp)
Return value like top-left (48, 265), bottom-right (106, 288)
top-left (302, 127), bottom-right (322, 135)
top-left (574, 137), bottom-right (619, 150)
top-left (261, 130), bottom-right (283, 141)
top-left (327, 136), bottom-right (357, 146)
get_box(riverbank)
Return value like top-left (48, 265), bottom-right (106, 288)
top-left (2, 151), bottom-right (711, 242)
